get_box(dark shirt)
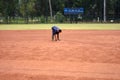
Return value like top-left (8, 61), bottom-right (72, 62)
top-left (52, 26), bottom-right (60, 34)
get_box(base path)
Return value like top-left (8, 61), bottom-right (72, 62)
top-left (0, 60), bottom-right (120, 79)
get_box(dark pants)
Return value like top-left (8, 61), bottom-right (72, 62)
top-left (52, 28), bottom-right (59, 41)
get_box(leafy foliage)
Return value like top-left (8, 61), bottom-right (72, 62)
top-left (0, 0), bottom-right (119, 23)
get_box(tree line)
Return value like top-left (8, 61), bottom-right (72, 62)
top-left (0, 0), bottom-right (119, 23)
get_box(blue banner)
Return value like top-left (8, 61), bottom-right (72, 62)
top-left (64, 8), bottom-right (84, 15)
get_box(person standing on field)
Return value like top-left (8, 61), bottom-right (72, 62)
top-left (51, 26), bottom-right (62, 41)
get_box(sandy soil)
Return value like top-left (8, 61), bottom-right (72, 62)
top-left (0, 30), bottom-right (120, 80)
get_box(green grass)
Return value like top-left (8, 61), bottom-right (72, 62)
top-left (0, 24), bottom-right (120, 30)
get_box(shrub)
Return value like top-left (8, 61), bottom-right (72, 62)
top-left (55, 12), bottom-right (64, 23)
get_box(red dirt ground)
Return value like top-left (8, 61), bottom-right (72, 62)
top-left (0, 30), bottom-right (120, 80)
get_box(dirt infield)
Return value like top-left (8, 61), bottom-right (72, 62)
top-left (0, 30), bottom-right (120, 80)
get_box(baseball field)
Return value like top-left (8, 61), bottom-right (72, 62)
top-left (0, 24), bottom-right (120, 80)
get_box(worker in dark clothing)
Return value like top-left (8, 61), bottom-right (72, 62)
top-left (51, 26), bottom-right (62, 41)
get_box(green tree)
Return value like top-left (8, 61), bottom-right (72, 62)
top-left (115, 0), bottom-right (120, 22)
top-left (35, 0), bottom-right (48, 22)
top-left (55, 12), bottom-right (64, 23)
top-left (0, 0), bottom-right (119, 23)
top-left (0, 0), bottom-right (17, 23)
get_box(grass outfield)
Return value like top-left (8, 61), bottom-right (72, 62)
top-left (0, 24), bottom-right (120, 30)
